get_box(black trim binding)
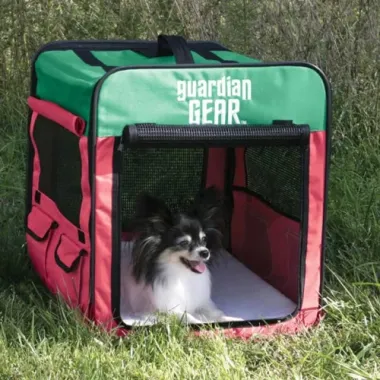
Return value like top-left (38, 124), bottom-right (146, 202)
top-left (319, 70), bottom-right (333, 311)
top-left (88, 82), bottom-right (98, 308)
top-left (54, 236), bottom-right (87, 273)
top-left (111, 137), bottom-right (123, 325)
top-left (299, 136), bottom-right (310, 320)
top-left (26, 221), bottom-right (58, 242)
top-left (224, 148), bottom-right (235, 251)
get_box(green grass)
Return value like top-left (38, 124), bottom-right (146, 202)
top-left (1, 0), bottom-right (380, 378)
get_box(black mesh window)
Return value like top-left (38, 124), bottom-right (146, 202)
top-left (245, 145), bottom-right (305, 220)
top-left (121, 147), bottom-right (205, 229)
top-left (33, 115), bottom-right (82, 226)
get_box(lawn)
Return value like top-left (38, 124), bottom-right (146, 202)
top-left (0, 0), bottom-right (379, 379)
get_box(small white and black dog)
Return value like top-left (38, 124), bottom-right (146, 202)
top-left (123, 186), bottom-right (228, 324)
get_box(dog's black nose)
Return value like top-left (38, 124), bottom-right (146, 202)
top-left (199, 249), bottom-right (210, 259)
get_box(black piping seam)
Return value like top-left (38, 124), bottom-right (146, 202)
top-left (72, 47), bottom-right (236, 72)
top-left (232, 186), bottom-right (301, 223)
top-left (34, 190), bottom-right (41, 204)
top-left (31, 40), bottom-right (229, 57)
top-left (318, 71), bottom-right (333, 311)
top-left (54, 236), bottom-right (87, 273)
top-left (88, 82), bottom-right (100, 307)
top-left (298, 137), bottom-right (310, 319)
top-left (225, 148), bottom-right (235, 252)
top-left (26, 221), bottom-right (58, 242)
top-left (111, 137), bottom-right (123, 325)
top-left (200, 148), bottom-right (209, 190)
top-left (84, 60), bottom-right (329, 330)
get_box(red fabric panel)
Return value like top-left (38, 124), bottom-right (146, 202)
top-left (55, 234), bottom-right (84, 269)
top-left (196, 307), bottom-right (322, 339)
top-left (27, 100), bottom-right (91, 311)
top-left (301, 131), bottom-right (326, 309)
top-left (233, 148), bottom-right (246, 187)
top-left (205, 148), bottom-right (226, 189)
top-left (93, 137), bottom-right (115, 328)
top-left (231, 191), bottom-right (300, 301)
top-left (27, 189), bottom-right (90, 309)
top-left (29, 111), bottom-right (41, 188)
top-left (27, 96), bottom-right (86, 136)
top-left (27, 205), bottom-right (55, 240)
top-left (79, 137), bottom-right (91, 233)
top-left (26, 205), bottom-right (56, 281)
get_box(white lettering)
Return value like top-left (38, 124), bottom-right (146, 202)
top-left (177, 81), bottom-right (186, 101)
top-left (177, 77), bottom-right (252, 124)
top-left (214, 99), bottom-right (226, 124)
top-left (228, 99), bottom-right (240, 124)
top-left (202, 99), bottom-right (214, 124)
top-left (242, 79), bottom-right (252, 100)
top-left (189, 99), bottom-right (200, 124)
top-left (198, 80), bottom-right (207, 97)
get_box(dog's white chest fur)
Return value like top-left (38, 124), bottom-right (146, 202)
top-left (153, 261), bottom-right (211, 313)
top-left (121, 241), bottom-right (225, 323)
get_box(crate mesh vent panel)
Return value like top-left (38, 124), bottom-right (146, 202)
top-left (245, 145), bottom-right (304, 220)
top-left (33, 116), bottom-right (82, 226)
top-left (121, 147), bottom-right (205, 229)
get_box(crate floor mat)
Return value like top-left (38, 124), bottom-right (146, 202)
top-left (120, 242), bottom-right (296, 326)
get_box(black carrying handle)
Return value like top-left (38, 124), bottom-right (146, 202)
top-left (157, 34), bottom-right (194, 64)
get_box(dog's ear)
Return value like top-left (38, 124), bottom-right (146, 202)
top-left (132, 193), bottom-right (173, 233)
top-left (191, 186), bottom-right (227, 241)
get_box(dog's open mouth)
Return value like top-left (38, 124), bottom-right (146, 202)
top-left (180, 258), bottom-right (206, 274)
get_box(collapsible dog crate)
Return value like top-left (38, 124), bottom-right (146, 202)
top-left (25, 35), bottom-right (331, 338)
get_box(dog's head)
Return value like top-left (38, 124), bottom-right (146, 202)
top-left (130, 186), bottom-right (226, 284)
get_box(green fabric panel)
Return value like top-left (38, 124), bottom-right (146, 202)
top-left (211, 50), bottom-right (261, 63)
top-left (97, 65), bottom-right (327, 137)
top-left (92, 50), bottom-right (221, 66)
top-left (35, 50), bottom-right (105, 123)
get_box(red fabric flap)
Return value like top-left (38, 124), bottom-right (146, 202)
top-left (27, 96), bottom-right (86, 137)
top-left (27, 206), bottom-right (56, 240)
top-left (56, 234), bottom-right (85, 270)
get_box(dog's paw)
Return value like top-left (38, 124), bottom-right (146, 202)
top-left (173, 311), bottom-right (203, 324)
top-left (195, 303), bottom-right (226, 322)
top-left (218, 315), bottom-right (239, 322)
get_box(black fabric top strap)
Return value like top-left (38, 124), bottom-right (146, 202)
top-left (157, 34), bottom-right (194, 64)
top-left (193, 48), bottom-right (237, 63)
top-left (73, 49), bottom-right (114, 72)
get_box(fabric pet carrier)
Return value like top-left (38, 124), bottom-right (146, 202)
top-left (25, 34), bottom-right (331, 338)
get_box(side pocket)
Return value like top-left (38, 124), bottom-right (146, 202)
top-left (47, 233), bottom-right (87, 307)
top-left (26, 205), bottom-right (58, 281)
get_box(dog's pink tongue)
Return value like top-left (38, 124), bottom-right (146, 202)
top-left (192, 261), bottom-right (206, 273)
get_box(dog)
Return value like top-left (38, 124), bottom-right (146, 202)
top-left (123, 186), bottom-right (228, 324)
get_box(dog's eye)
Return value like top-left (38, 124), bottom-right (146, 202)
top-left (201, 236), bottom-right (207, 245)
top-left (178, 240), bottom-right (190, 248)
